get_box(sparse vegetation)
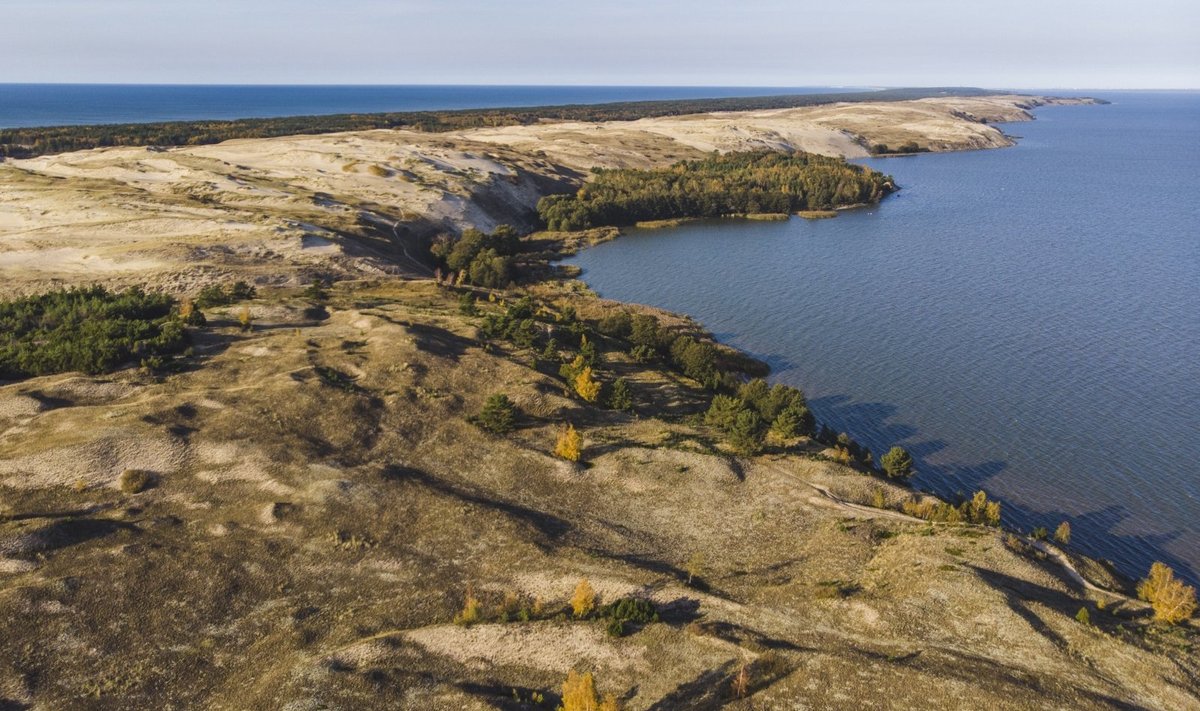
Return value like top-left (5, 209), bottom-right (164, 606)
top-left (453, 586), bottom-right (484, 627)
top-left (0, 87), bottom-right (997, 159)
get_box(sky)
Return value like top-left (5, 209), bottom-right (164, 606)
top-left (2, 0), bottom-right (1197, 88)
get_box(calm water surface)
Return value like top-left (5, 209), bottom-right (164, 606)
top-left (567, 92), bottom-right (1200, 583)
top-left (0, 84), bottom-right (860, 128)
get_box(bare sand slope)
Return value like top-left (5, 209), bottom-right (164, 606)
top-left (0, 95), bottom-right (1087, 296)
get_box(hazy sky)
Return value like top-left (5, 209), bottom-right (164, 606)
top-left (3, 0), bottom-right (1197, 88)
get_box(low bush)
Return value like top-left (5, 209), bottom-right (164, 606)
top-left (118, 469), bottom-right (155, 494)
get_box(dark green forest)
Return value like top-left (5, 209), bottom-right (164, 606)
top-left (537, 150), bottom-right (895, 231)
top-left (0, 286), bottom-right (189, 379)
top-left (0, 88), bottom-right (996, 159)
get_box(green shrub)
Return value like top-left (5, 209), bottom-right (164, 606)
top-left (606, 377), bottom-right (633, 411)
top-left (603, 597), bottom-right (658, 637)
top-left (458, 292), bottom-right (479, 316)
top-left (473, 394), bottom-right (517, 434)
top-left (881, 446), bottom-right (914, 478)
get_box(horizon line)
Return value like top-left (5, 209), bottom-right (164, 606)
top-left (1, 82), bottom-right (1197, 92)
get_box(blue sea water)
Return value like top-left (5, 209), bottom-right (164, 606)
top-left (567, 92), bottom-right (1200, 584)
top-left (0, 84), bottom-right (861, 129)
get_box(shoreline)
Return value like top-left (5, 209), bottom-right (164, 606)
top-left (544, 96), bottom-right (1157, 593)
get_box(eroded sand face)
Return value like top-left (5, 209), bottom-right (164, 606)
top-left (0, 95), bottom-right (1071, 296)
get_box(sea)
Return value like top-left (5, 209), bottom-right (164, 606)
top-left (566, 91), bottom-right (1200, 585)
top-left (0, 84), bottom-right (861, 129)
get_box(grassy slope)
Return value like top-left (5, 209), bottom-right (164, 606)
top-left (0, 278), bottom-right (1196, 710)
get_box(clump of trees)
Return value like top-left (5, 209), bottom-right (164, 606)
top-left (560, 669), bottom-right (620, 711)
top-left (0, 286), bottom-right (192, 379)
top-left (537, 150), bottom-right (895, 231)
top-left (195, 280), bottom-right (256, 308)
top-left (603, 597), bottom-right (658, 638)
top-left (903, 490), bottom-right (1002, 526)
top-left (705, 379), bottom-right (814, 454)
top-left (430, 226), bottom-right (520, 289)
top-left (1138, 562), bottom-right (1196, 625)
top-left (871, 142), bottom-right (930, 155)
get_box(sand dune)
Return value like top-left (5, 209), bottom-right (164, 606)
top-left (0, 95), bottom-right (1086, 296)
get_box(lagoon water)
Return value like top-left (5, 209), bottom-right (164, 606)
top-left (0, 84), bottom-right (859, 129)
top-left (567, 92), bottom-right (1200, 584)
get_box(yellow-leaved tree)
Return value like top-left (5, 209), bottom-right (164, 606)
top-left (1138, 562), bottom-right (1197, 625)
top-left (559, 669), bottom-right (620, 711)
top-left (555, 424), bottom-right (583, 462)
top-left (571, 577), bottom-right (596, 619)
top-left (573, 366), bottom-right (601, 402)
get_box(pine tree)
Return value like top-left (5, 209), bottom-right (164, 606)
top-left (606, 377), bottom-right (633, 411)
top-left (728, 409), bottom-right (764, 455)
top-left (474, 394), bottom-right (517, 434)
top-left (880, 446), bottom-right (914, 478)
